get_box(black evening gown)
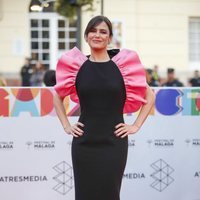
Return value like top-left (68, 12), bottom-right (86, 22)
top-left (72, 59), bottom-right (128, 200)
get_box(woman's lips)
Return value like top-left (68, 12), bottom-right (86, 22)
top-left (92, 40), bottom-right (102, 43)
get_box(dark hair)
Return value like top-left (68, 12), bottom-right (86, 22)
top-left (84, 15), bottom-right (113, 37)
top-left (43, 70), bottom-right (56, 86)
top-left (167, 68), bottom-right (175, 74)
top-left (146, 68), bottom-right (153, 75)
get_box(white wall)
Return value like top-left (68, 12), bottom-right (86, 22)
top-left (136, 0), bottom-right (200, 70)
top-left (0, 0), bottom-right (30, 74)
top-left (81, 0), bottom-right (200, 84)
top-left (0, 0), bottom-right (200, 82)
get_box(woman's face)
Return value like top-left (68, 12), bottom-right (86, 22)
top-left (85, 21), bottom-right (112, 51)
top-left (36, 62), bottom-right (43, 70)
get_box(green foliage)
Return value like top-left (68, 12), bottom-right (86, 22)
top-left (55, 0), bottom-right (94, 18)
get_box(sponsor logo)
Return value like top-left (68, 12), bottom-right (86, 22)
top-left (53, 161), bottom-right (73, 195)
top-left (147, 139), bottom-right (174, 148)
top-left (0, 176), bottom-right (47, 182)
top-left (0, 88), bottom-right (199, 117)
top-left (26, 141), bottom-right (55, 150)
top-left (150, 159), bottom-right (174, 192)
top-left (185, 139), bottom-right (200, 147)
top-left (128, 139), bottom-right (135, 147)
top-left (185, 139), bottom-right (191, 146)
top-left (123, 173), bottom-right (145, 179)
top-left (0, 141), bottom-right (14, 150)
top-left (194, 171), bottom-right (200, 178)
top-left (26, 141), bottom-right (32, 149)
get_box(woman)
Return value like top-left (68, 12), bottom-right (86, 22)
top-left (54, 16), bottom-right (155, 200)
top-left (30, 61), bottom-right (46, 86)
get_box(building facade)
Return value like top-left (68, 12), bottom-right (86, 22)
top-left (0, 0), bottom-right (200, 84)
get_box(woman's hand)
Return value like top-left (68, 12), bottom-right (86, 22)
top-left (64, 122), bottom-right (84, 137)
top-left (114, 123), bottom-right (140, 138)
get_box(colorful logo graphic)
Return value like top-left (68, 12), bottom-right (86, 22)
top-left (0, 88), bottom-right (199, 117)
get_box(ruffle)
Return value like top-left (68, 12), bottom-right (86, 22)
top-left (54, 47), bottom-right (147, 113)
top-left (54, 47), bottom-right (87, 102)
top-left (112, 49), bottom-right (147, 113)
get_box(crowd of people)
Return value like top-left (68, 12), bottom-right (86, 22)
top-left (146, 65), bottom-right (200, 87)
top-left (20, 57), bottom-right (56, 87)
top-left (0, 58), bottom-right (200, 87)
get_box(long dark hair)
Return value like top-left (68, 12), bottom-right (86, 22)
top-left (84, 15), bottom-right (113, 37)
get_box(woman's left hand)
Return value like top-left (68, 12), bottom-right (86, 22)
top-left (114, 123), bottom-right (140, 138)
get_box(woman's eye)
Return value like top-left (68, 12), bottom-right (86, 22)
top-left (90, 29), bottom-right (96, 33)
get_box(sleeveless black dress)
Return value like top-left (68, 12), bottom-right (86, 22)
top-left (72, 59), bottom-right (128, 200)
top-left (54, 47), bottom-right (147, 200)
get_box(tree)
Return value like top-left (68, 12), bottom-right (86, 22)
top-left (55, 0), bottom-right (95, 49)
top-left (55, 0), bottom-right (94, 18)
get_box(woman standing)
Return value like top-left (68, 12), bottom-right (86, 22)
top-left (30, 61), bottom-right (46, 86)
top-left (54, 16), bottom-right (155, 200)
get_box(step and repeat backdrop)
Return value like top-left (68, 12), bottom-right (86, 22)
top-left (0, 87), bottom-right (200, 200)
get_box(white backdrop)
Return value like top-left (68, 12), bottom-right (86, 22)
top-left (0, 87), bottom-right (200, 200)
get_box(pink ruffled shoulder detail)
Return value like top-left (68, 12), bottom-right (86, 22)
top-left (54, 47), bottom-right (87, 102)
top-left (112, 49), bottom-right (147, 113)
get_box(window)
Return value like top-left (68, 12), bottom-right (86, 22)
top-left (57, 19), bottom-right (77, 50)
top-left (29, 0), bottom-right (77, 69)
top-left (189, 17), bottom-right (200, 68)
top-left (29, 14), bottom-right (77, 69)
top-left (30, 19), bottom-right (50, 68)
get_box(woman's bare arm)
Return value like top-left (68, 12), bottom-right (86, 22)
top-left (132, 84), bottom-right (155, 128)
top-left (115, 85), bottom-right (155, 138)
top-left (53, 94), bottom-right (84, 137)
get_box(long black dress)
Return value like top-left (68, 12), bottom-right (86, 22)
top-left (72, 59), bottom-right (128, 200)
top-left (54, 47), bottom-right (147, 200)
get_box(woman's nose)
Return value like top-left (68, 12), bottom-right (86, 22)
top-left (94, 31), bottom-right (100, 37)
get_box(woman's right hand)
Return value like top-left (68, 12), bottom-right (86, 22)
top-left (64, 122), bottom-right (84, 137)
